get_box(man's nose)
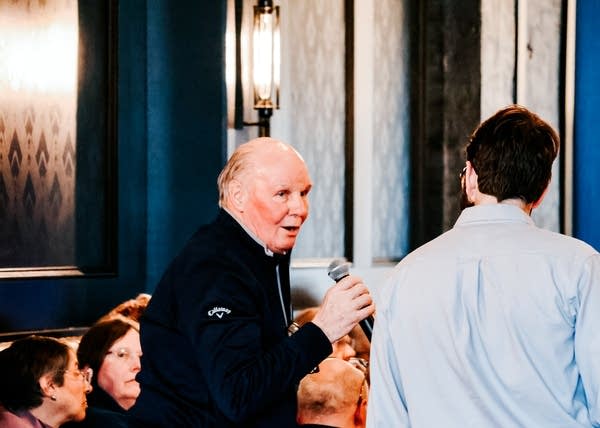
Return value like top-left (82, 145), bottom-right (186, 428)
top-left (289, 193), bottom-right (308, 216)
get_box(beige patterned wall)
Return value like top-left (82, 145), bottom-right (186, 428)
top-left (278, 0), bottom-right (412, 261)
top-left (283, 0), bottom-right (347, 259)
top-left (372, 0), bottom-right (411, 260)
top-left (0, 0), bottom-right (78, 268)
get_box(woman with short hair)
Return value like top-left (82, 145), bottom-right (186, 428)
top-left (77, 316), bottom-right (142, 412)
top-left (63, 316), bottom-right (141, 428)
top-left (0, 335), bottom-right (92, 427)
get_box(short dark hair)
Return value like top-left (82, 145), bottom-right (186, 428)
top-left (466, 105), bottom-right (559, 203)
top-left (77, 317), bottom-right (138, 388)
top-left (0, 336), bottom-right (70, 412)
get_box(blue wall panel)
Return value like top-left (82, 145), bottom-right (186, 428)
top-left (145, 0), bottom-right (225, 291)
top-left (574, 0), bottom-right (600, 250)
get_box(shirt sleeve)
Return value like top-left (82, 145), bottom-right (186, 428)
top-left (366, 283), bottom-right (411, 428)
top-left (177, 261), bottom-right (332, 423)
top-left (575, 253), bottom-right (600, 426)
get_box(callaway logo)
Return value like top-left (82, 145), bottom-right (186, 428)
top-left (208, 306), bottom-right (231, 319)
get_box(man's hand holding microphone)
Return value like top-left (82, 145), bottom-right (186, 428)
top-left (311, 260), bottom-right (376, 345)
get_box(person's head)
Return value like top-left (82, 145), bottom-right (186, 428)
top-left (77, 317), bottom-right (142, 410)
top-left (217, 137), bottom-right (312, 254)
top-left (463, 104), bottom-right (559, 208)
top-left (297, 357), bottom-right (369, 428)
top-left (348, 324), bottom-right (370, 363)
top-left (99, 293), bottom-right (151, 323)
top-left (294, 307), bottom-right (356, 361)
top-left (0, 335), bottom-right (91, 425)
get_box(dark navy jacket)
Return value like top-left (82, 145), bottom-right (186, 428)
top-left (129, 210), bottom-right (331, 427)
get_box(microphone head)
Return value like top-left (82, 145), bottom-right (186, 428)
top-left (327, 259), bottom-right (351, 281)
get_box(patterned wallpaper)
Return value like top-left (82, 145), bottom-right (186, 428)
top-left (372, 0), bottom-right (411, 260)
top-left (0, 0), bottom-right (78, 268)
top-left (284, 0), bottom-right (347, 259)
top-left (281, 0), bottom-right (412, 261)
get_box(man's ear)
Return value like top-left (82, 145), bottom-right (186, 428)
top-left (227, 179), bottom-right (246, 212)
top-left (532, 181), bottom-right (551, 209)
top-left (464, 161), bottom-right (479, 203)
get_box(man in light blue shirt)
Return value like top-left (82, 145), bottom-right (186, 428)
top-left (367, 105), bottom-right (600, 427)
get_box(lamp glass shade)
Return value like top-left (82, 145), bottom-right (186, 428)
top-left (252, 4), bottom-right (279, 109)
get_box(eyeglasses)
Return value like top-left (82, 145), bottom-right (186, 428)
top-left (106, 347), bottom-right (141, 362)
top-left (459, 166), bottom-right (467, 180)
top-left (348, 357), bottom-right (369, 372)
top-left (58, 367), bottom-right (93, 384)
top-left (347, 357), bottom-right (369, 406)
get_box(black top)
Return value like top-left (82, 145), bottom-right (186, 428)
top-left (63, 388), bottom-right (128, 428)
top-left (129, 210), bottom-right (332, 427)
top-left (88, 386), bottom-right (126, 414)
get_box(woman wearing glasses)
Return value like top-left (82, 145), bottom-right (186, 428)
top-left (0, 335), bottom-right (92, 427)
top-left (65, 316), bottom-right (141, 428)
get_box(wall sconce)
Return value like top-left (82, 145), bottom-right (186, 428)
top-left (229, 0), bottom-right (280, 137)
top-left (247, 0), bottom-right (280, 137)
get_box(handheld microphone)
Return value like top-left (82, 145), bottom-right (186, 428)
top-left (327, 259), bottom-right (374, 341)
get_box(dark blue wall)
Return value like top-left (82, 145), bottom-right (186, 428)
top-left (574, 1), bottom-right (600, 250)
top-left (146, 1), bottom-right (225, 290)
top-left (0, 0), bottom-right (225, 332)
